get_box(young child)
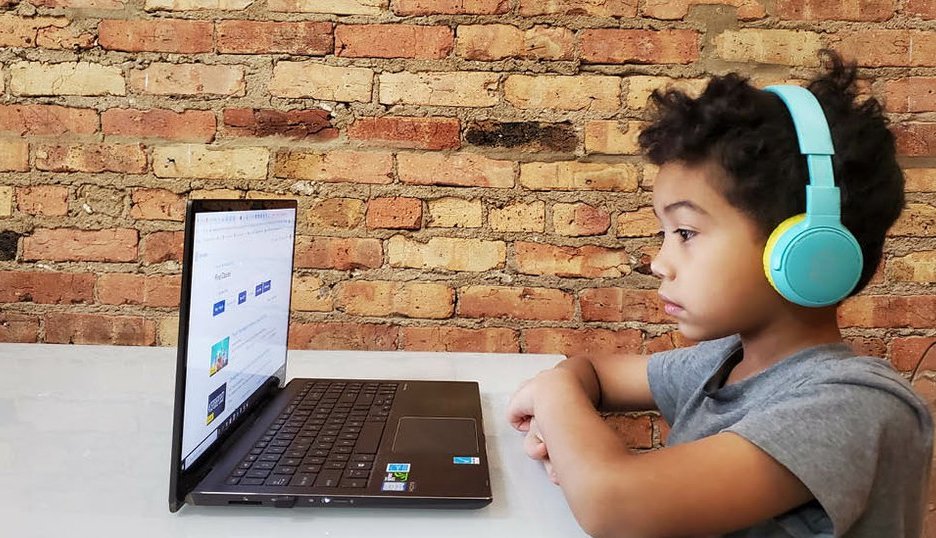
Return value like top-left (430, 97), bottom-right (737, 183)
top-left (507, 50), bottom-right (933, 537)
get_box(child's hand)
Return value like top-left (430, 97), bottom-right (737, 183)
top-left (506, 376), bottom-right (536, 432)
top-left (526, 419), bottom-right (559, 485)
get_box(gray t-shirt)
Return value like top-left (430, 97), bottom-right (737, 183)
top-left (647, 335), bottom-right (933, 537)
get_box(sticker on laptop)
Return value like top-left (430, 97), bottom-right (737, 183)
top-left (382, 482), bottom-right (407, 492)
top-left (453, 456), bottom-right (481, 465)
top-left (386, 463), bottom-right (411, 473)
top-left (385, 472), bottom-right (409, 482)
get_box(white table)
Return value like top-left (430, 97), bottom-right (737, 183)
top-left (0, 344), bottom-right (588, 537)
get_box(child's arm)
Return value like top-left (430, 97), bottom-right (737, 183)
top-left (510, 367), bottom-right (813, 538)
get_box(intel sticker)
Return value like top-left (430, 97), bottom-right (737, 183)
top-left (386, 463), bottom-right (411, 473)
top-left (382, 482), bottom-right (407, 492)
top-left (453, 456), bottom-right (481, 465)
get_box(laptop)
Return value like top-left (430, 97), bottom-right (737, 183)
top-left (169, 199), bottom-right (492, 512)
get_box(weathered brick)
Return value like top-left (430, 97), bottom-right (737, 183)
top-left (553, 203), bottom-right (611, 236)
top-left (268, 0), bottom-right (385, 14)
top-left (145, 0), bottom-right (252, 9)
top-left (581, 288), bottom-right (666, 323)
top-left (459, 285), bottom-right (574, 321)
top-left (489, 201), bottom-right (545, 233)
top-left (524, 327), bottom-right (643, 357)
top-left (336, 280), bottom-right (453, 318)
top-left (626, 76), bottom-right (707, 111)
top-left (10, 61), bottom-right (125, 96)
top-left (465, 121), bottom-right (576, 152)
top-left (0, 14), bottom-right (69, 47)
top-left (883, 77), bottom-right (936, 113)
top-left (157, 316), bottom-right (179, 347)
top-left (130, 189), bottom-right (185, 221)
top-left (99, 19), bottom-right (212, 53)
top-left (336, 24), bottom-right (452, 59)
top-left (152, 145), bottom-right (269, 180)
top-left (130, 64), bottom-right (245, 96)
top-left (275, 150), bottom-right (393, 184)
top-left (584, 120), bottom-right (644, 155)
top-left (288, 322), bottom-right (398, 350)
top-left (520, 162), bottom-right (638, 192)
top-left (0, 187), bottom-right (12, 218)
top-left (0, 271), bottom-right (95, 304)
top-left (617, 207), bottom-right (660, 237)
top-left (36, 24), bottom-right (96, 50)
top-left (223, 108), bottom-right (336, 140)
top-left (366, 197), bottom-right (422, 230)
top-left (0, 313), bottom-right (39, 343)
top-left (34, 0), bottom-right (125, 7)
top-left (142, 231), bottom-right (184, 264)
top-left (838, 295), bottom-right (936, 328)
top-left (96, 273), bottom-right (180, 307)
top-left (605, 414), bottom-right (654, 449)
top-left (291, 275), bottom-right (333, 312)
top-left (887, 251), bottom-right (936, 282)
top-left (271, 62), bottom-right (373, 102)
top-left (217, 21), bottom-right (333, 55)
top-left (307, 198), bottom-right (365, 230)
top-left (388, 235), bottom-right (505, 272)
top-left (641, 0), bottom-right (765, 19)
top-left (379, 72), bottom-right (498, 108)
top-left (519, 0), bottom-right (636, 16)
top-left (890, 337), bottom-right (936, 373)
top-left (44, 313), bottom-right (157, 346)
top-left (843, 336), bottom-right (887, 358)
top-left (456, 24), bottom-right (522, 61)
top-left (0, 140), bottom-right (28, 172)
top-left (34, 143), bottom-right (146, 174)
top-left (393, 0), bottom-right (507, 15)
top-left (0, 230), bottom-right (18, 259)
top-left (295, 236), bottom-right (383, 270)
top-left (890, 203), bottom-right (936, 237)
top-left (505, 75), bottom-right (621, 112)
top-left (714, 30), bottom-right (822, 66)
top-left (893, 122), bottom-right (936, 156)
top-left (16, 185), bottom-right (69, 216)
top-left (581, 29), bottom-right (699, 65)
top-left (192, 189), bottom-right (242, 199)
top-left (398, 153), bottom-right (514, 188)
top-left (514, 241), bottom-right (631, 278)
top-left (103, 108), bottom-right (216, 142)
top-left (400, 326), bottom-right (519, 352)
top-left (427, 198), bottom-right (483, 228)
top-left (907, 0), bottom-right (936, 19)
top-left (830, 30), bottom-right (936, 67)
top-left (905, 169), bottom-right (936, 192)
top-left (775, 0), bottom-right (894, 21)
top-left (0, 105), bottom-right (98, 136)
top-left (348, 116), bottom-right (460, 150)
top-left (23, 228), bottom-right (138, 262)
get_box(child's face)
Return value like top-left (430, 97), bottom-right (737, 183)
top-left (651, 160), bottom-right (785, 341)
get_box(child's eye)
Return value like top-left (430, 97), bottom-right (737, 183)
top-left (676, 228), bottom-right (697, 242)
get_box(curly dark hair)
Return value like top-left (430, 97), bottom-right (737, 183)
top-left (637, 50), bottom-right (905, 297)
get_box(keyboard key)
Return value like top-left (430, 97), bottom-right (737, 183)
top-left (241, 478), bottom-right (265, 486)
top-left (346, 469), bottom-right (369, 479)
top-left (226, 477), bottom-right (241, 485)
top-left (341, 478), bottom-right (367, 488)
top-left (290, 473), bottom-right (317, 487)
top-left (273, 465), bottom-right (297, 475)
top-left (313, 470), bottom-right (342, 488)
top-left (246, 469), bottom-right (271, 479)
top-left (265, 475), bottom-right (290, 487)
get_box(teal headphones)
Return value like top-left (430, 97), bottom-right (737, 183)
top-left (761, 85), bottom-right (863, 307)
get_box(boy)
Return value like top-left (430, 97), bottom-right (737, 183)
top-left (507, 51), bottom-right (933, 537)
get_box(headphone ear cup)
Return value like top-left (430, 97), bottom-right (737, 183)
top-left (764, 214), bottom-right (806, 295)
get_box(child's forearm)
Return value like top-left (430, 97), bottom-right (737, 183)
top-left (554, 356), bottom-right (602, 407)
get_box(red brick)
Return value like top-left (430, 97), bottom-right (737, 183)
top-left (580, 288), bottom-right (666, 324)
top-left (655, 416), bottom-right (671, 446)
top-left (775, 0), bottom-right (895, 21)
top-left (843, 336), bottom-right (887, 358)
top-left (288, 322), bottom-right (398, 350)
top-left (838, 295), bottom-right (936, 328)
top-left (604, 414), bottom-right (653, 449)
top-left (0, 271), bottom-right (94, 304)
top-left (44, 312), bottom-right (156, 345)
top-left (831, 30), bottom-right (936, 67)
top-left (16, 185), bottom-right (69, 216)
top-left (366, 198), bottom-right (422, 230)
top-left (0, 313), bottom-right (40, 343)
top-left (890, 336), bottom-right (936, 373)
top-left (23, 228), bottom-right (138, 262)
top-left (397, 153), bottom-right (514, 188)
top-left (347, 116), bottom-right (460, 150)
top-left (103, 108), bottom-right (216, 143)
top-left (393, 0), bottom-right (508, 15)
top-left (217, 21), bottom-right (333, 55)
top-left (883, 77), bottom-right (936, 113)
top-left (524, 327), bottom-right (643, 357)
top-left (906, 0), bottom-right (936, 19)
top-left (581, 29), bottom-right (699, 65)
top-left (336, 24), bottom-right (453, 59)
top-left (893, 122), bottom-right (936, 156)
top-left (0, 140), bottom-right (28, 172)
top-left (459, 286), bottom-right (574, 321)
top-left (294, 236), bottom-right (383, 270)
top-left (130, 189), bottom-right (186, 221)
top-left (141, 231), bottom-right (184, 264)
top-left (98, 19), bottom-right (212, 53)
top-left (400, 326), bottom-right (519, 352)
top-left (641, 0), bottom-right (764, 19)
top-left (553, 203), bottom-right (611, 236)
top-left (36, 24), bottom-right (96, 50)
top-left (519, 0), bottom-right (637, 16)
top-left (34, 143), bottom-right (146, 174)
top-left (0, 104), bottom-right (97, 136)
top-left (96, 273), bottom-right (180, 307)
top-left (643, 331), bottom-right (695, 354)
top-left (222, 108), bottom-right (336, 140)
top-left (514, 241), bottom-right (631, 278)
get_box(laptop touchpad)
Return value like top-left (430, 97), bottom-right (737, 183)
top-left (391, 417), bottom-right (479, 454)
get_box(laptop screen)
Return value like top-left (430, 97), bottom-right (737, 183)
top-left (178, 203), bottom-right (297, 471)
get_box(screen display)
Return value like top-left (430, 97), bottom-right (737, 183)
top-left (179, 207), bottom-right (296, 470)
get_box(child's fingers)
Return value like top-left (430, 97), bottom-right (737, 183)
top-left (524, 429), bottom-right (548, 460)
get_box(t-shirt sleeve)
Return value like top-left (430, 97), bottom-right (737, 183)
top-left (724, 380), bottom-right (926, 535)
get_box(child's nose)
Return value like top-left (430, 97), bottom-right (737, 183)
top-left (650, 252), bottom-right (673, 280)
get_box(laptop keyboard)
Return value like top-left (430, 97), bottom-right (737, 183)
top-left (226, 380), bottom-right (397, 489)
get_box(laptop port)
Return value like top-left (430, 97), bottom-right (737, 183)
top-left (228, 500), bottom-right (262, 506)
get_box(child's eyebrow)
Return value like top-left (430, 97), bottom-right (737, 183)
top-left (653, 200), bottom-right (711, 218)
